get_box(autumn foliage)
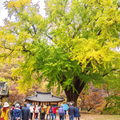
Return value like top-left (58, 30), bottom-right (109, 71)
top-left (8, 82), bottom-right (26, 106)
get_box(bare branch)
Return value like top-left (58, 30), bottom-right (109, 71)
top-left (32, 24), bottom-right (37, 34)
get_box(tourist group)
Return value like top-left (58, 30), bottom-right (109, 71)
top-left (0, 102), bottom-right (80, 120)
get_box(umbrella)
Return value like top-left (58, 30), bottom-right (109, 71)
top-left (63, 104), bottom-right (69, 110)
top-left (66, 102), bottom-right (72, 105)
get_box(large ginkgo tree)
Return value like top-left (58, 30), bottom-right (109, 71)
top-left (0, 0), bottom-right (120, 104)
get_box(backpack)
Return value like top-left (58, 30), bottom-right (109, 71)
top-left (10, 109), bottom-right (13, 114)
top-left (49, 108), bottom-right (52, 113)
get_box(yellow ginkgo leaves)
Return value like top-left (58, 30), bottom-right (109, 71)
top-left (7, 0), bottom-right (31, 8)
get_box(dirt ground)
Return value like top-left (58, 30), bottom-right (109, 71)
top-left (36, 113), bottom-right (120, 120)
top-left (80, 113), bottom-right (120, 120)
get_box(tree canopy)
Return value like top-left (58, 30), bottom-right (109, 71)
top-left (0, 0), bottom-right (120, 103)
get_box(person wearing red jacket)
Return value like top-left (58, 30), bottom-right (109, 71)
top-left (52, 105), bottom-right (57, 120)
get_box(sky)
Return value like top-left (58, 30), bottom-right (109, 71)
top-left (0, 0), bottom-right (45, 26)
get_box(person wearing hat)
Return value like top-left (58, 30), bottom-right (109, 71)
top-left (13, 104), bottom-right (22, 120)
top-left (58, 104), bottom-right (65, 120)
top-left (0, 102), bottom-right (10, 120)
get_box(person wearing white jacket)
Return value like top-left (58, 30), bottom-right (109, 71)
top-left (30, 104), bottom-right (34, 120)
top-left (34, 105), bottom-right (39, 120)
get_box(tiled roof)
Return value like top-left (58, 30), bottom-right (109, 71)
top-left (24, 91), bottom-right (64, 102)
top-left (0, 82), bottom-right (6, 87)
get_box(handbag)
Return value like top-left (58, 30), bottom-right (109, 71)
top-left (0, 117), bottom-right (4, 120)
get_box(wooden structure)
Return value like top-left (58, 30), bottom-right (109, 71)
top-left (24, 91), bottom-right (64, 106)
top-left (0, 82), bottom-right (9, 101)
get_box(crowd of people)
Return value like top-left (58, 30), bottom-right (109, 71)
top-left (0, 102), bottom-right (80, 120)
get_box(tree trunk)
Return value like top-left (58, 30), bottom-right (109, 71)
top-left (63, 77), bottom-right (85, 106)
top-left (100, 102), bottom-right (109, 114)
top-left (64, 87), bottom-right (78, 105)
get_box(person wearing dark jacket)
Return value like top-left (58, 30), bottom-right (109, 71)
top-left (13, 104), bottom-right (22, 120)
top-left (68, 103), bottom-right (75, 120)
top-left (10, 105), bottom-right (15, 120)
top-left (49, 105), bottom-right (54, 120)
top-left (21, 103), bottom-right (30, 120)
top-left (0, 102), bottom-right (2, 117)
top-left (74, 106), bottom-right (79, 120)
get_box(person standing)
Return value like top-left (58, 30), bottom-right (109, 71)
top-left (30, 104), bottom-right (34, 120)
top-left (46, 105), bottom-right (50, 120)
top-left (10, 105), bottom-right (15, 120)
top-left (68, 103), bottom-right (75, 120)
top-left (0, 102), bottom-right (2, 117)
top-left (0, 102), bottom-right (10, 120)
top-left (21, 103), bottom-right (30, 120)
top-left (13, 104), bottom-right (22, 120)
top-left (39, 105), bottom-right (46, 120)
top-left (52, 105), bottom-right (57, 120)
top-left (49, 105), bottom-right (54, 120)
top-left (74, 106), bottom-right (79, 120)
top-left (58, 104), bottom-right (65, 120)
top-left (34, 105), bottom-right (39, 120)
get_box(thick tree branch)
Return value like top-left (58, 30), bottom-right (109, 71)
top-left (102, 68), bottom-right (119, 77)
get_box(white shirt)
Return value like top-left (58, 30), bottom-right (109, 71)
top-left (35, 106), bottom-right (39, 113)
top-left (30, 106), bottom-right (34, 113)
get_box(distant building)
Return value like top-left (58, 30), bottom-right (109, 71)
top-left (24, 91), bottom-right (64, 106)
top-left (0, 82), bottom-right (9, 100)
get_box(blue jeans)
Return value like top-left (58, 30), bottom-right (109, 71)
top-left (46, 114), bottom-right (49, 119)
top-left (49, 113), bottom-right (54, 120)
top-left (53, 113), bottom-right (56, 119)
top-left (69, 115), bottom-right (74, 120)
top-left (11, 115), bottom-right (13, 120)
